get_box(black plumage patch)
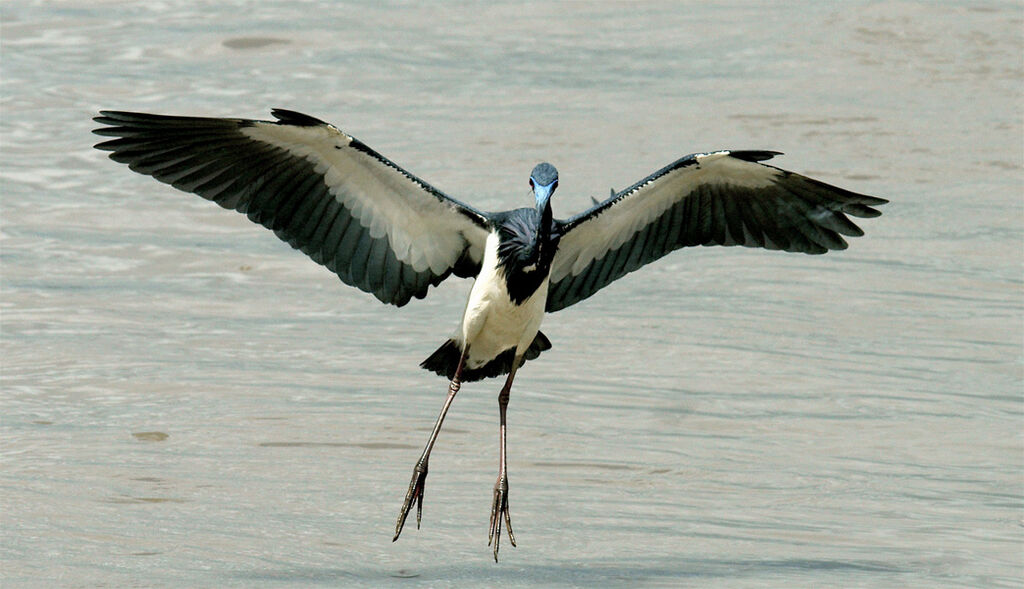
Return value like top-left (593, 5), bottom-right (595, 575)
top-left (270, 108), bottom-right (328, 126)
top-left (420, 332), bottom-right (552, 382)
top-left (494, 208), bottom-right (559, 304)
top-left (727, 150), bottom-right (783, 163)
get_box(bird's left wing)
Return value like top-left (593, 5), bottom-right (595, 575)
top-left (546, 150), bottom-right (887, 312)
top-left (93, 109), bottom-right (491, 307)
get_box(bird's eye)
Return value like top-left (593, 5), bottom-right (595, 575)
top-left (529, 179), bottom-right (534, 188)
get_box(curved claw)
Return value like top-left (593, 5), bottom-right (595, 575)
top-left (394, 460), bottom-right (428, 541)
top-left (487, 475), bottom-right (516, 561)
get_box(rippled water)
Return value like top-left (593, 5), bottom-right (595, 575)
top-left (2, 1), bottom-right (1021, 587)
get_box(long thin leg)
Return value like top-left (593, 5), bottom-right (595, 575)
top-left (394, 347), bottom-right (468, 541)
top-left (488, 355), bottom-right (521, 561)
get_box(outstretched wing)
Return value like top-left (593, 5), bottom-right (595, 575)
top-left (93, 109), bottom-right (491, 307)
top-left (547, 150), bottom-right (887, 312)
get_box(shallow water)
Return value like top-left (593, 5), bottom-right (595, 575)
top-left (2, 1), bottom-right (1022, 587)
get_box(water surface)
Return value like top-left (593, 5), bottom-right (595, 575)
top-left (2, 1), bottom-right (1021, 587)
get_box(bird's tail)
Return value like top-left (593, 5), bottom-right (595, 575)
top-left (420, 332), bottom-right (552, 383)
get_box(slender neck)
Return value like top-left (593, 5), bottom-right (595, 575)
top-left (536, 200), bottom-right (552, 244)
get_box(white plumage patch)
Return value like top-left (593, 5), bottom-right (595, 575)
top-left (457, 233), bottom-right (548, 370)
top-left (241, 121), bottom-right (488, 275)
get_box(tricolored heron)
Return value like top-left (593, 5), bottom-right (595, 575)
top-left (93, 109), bottom-right (887, 561)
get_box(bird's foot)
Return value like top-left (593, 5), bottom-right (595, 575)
top-left (488, 473), bottom-right (516, 561)
top-left (393, 459), bottom-right (428, 541)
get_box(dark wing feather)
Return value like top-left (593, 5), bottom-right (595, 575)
top-left (547, 150), bottom-right (886, 312)
top-left (93, 109), bottom-right (491, 306)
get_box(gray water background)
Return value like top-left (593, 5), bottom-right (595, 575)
top-left (2, 1), bottom-right (1021, 587)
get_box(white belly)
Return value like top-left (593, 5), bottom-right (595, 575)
top-left (458, 233), bottom-right (548, 370)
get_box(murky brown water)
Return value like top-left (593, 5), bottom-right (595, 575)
top-left (2, 2), bottom-right (1021, 587)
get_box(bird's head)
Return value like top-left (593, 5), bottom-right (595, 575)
top-left (529, 162), bottom-right (558, 210)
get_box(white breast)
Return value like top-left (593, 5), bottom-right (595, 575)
top-left (457, 232), bottom-right (549, 370)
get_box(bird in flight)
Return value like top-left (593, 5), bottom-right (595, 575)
top-left (93, 108), bottom-right (886, 561)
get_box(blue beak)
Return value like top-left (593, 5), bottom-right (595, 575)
top-left (533, 181), bottom-right (555, 209)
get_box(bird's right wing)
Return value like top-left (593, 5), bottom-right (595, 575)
top-left (546, 150), bottom-right (887, 312)
top-left (93, 109), bottom-right (492, 307)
